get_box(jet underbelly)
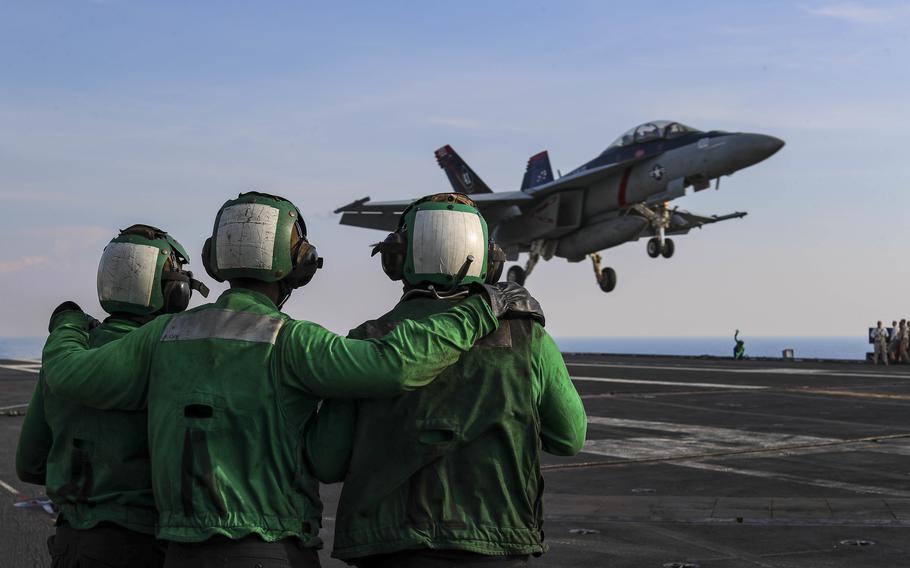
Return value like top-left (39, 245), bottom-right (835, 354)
top-left (555, 216), bottom-right (649, 261)
top-left (493, 189), bottom-right (584, 245)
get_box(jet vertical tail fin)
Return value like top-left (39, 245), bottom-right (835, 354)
top-left (434, 145), bottom-right (493, 194)
top-left (520, 151), bottom-right (554, 191)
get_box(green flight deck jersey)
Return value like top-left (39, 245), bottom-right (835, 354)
top-left (306, 297), bottom-right (587, 561)
top-left (41, 288), bottom-right (498, 546)
top-left (16, 317), bottom-right (156, 534)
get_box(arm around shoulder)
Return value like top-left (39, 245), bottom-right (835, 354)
top-left (278, 295), bottom-right (498, 398)
top-left (42, 316), bottom-right (164, 410)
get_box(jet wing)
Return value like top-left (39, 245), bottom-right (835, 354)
top-left (666, 210), bottom-right (748, 236)
top-left (335, 192), bottom-right (535, 231)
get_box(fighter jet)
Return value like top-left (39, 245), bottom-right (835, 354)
top-left (335, 120), bottom-right (784, 292)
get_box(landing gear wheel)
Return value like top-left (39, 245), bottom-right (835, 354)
top-left (661, 238), bottom-right (675, 259)
top-left (506, 265), bottom-right (526, 286)
top-left (599, 267), bottom-right (617, 293)
top-left (647, 238), bottom-right (661, 258)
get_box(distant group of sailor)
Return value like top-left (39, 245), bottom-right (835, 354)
top-left (15, 191), bottom-right (587, 567)
top-left (871, 320), bottom-right (910, 365)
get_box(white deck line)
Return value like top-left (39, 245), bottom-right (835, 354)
top-left (0, 364), bottom-right (40, 374)
top-left (580, 415), bottom-right (910, 498)
top-left (569, 362), bottom-right (910, 380)
top-left (676, 460), bottom-right (910, 499)
top-left (0, 479), bottom-right (20, 495)
top-left (571, 376), bottom-right (768, 390)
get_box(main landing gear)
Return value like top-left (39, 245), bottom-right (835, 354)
top-left (506, 241), bottom-right (616, 293)
top-left (647, 237), bottom-right (675, 259)
top-left (507, 250), bottom-right (539, 286)
top-left (589, 253), bottom-right (617, 293)
top-left (506, 265), bottom-right (526, 286)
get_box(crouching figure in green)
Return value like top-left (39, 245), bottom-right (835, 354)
top-left (734, 329), bottom-right (746, 360)
top-left (17, 224), bottom-right (208, 567)
top-left (40, 192), bottom-right (535, 568)
top-left (307, 193), bottom-right (588, 567)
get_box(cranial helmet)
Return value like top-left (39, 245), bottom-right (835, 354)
top-left (373, 193), bottom-right (505, 287)
top-left (202, 192), bottom-right (323, 290)
top-left (97, 225), bottom-right (209, 316)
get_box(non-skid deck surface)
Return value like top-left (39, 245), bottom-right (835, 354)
top-left (2, 355), bottom-right (908, 567)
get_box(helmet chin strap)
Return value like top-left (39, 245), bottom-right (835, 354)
top-left (276, 280), bottom-right (293, 309)
top-left (400, 285), bottom-right (471, 302)
top-left (401, 255), bottom-right (475, 302)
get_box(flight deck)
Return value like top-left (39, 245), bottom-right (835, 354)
top-left (2, 355), bottom-right (908, 567)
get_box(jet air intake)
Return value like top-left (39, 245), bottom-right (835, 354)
top-left (556, 216), bottom-right (649, 261)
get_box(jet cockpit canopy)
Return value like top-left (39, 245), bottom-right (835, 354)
top-left (604, 121), bottom-right (701, 153)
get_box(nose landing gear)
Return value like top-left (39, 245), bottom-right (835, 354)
top-left (637, 202), bottom-right (676, 260)
top-left (647, 237), bottom-right (674, 258)
top-left (647, 238), bottom-right (661, 258)
top-left (660, 238), bottom-right (674, 258)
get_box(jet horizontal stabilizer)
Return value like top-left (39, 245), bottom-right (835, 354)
top-left (335, 196), bottom-right (411, 231)
top-left (339, 211), bottom-right (401, 231)
top-left (333, 196), bottom-right (371, 214)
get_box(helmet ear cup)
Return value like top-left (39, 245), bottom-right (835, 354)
top-left (284, 238), bottom-right (323, 290)
top-left (161, 276), bottom-right (192, 313)
top-left (376, 231), bottom-right (406, 281)
top-left (201, 238), bottom-right (224, 283)
top-left (486, 243), bottom-right (506, 284)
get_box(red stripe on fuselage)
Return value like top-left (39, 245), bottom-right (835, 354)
top-left (618, 166), bottom-right (632, 207)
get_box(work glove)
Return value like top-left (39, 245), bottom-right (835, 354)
top-left (475, 282), bottom-right (546, 326)
top-left (48, 301), bottom-right (100, 334)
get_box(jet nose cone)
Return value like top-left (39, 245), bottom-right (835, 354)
top-left (757, 134), bottom-right (785, 156)
top-left (740, 133), bottom-right (785, 163)
top-left (703, 132), bottom-right (785, 177)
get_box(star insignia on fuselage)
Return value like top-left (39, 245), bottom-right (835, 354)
top-left (649, 164), bottom-right (665, 181)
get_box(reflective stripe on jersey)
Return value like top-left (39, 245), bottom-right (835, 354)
top-left (161, 309), bottom-right (284, 344)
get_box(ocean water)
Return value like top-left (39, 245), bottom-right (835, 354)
top-left (556, 336), bottom-right (869, 361)
top-left (2, 335), bottom-right (869, 361)
top-left (0, 337), bottom-right (45, 361)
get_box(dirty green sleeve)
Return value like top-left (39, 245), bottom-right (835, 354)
top-left (278, 295), bottom-right (497, 399)
top-left (304, 399), bottom-right (357, 483)
top-left (41, 317), bottom-right (167, 411)
top-left (302, 322), bottom-right (371, 483)
top-left (533, 325), bottom-right (587, 456)
top-left (15, 373), bottom-right (52, 485)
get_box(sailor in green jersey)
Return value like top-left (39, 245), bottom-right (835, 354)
top-left (734, 330), bottom-right (745, 360)
top-left (16, 224), bottom-right (209, 568)
top-left (40, 192), bottom-right (538, 568)
top-left (307, 193), bottom-right (588, 567)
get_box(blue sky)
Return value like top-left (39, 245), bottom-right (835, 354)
top-left (1, 1), bottom-right (909, 338)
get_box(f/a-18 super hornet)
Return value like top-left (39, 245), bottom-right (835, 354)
top-left (335, 120), bottom-right (784, 292)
